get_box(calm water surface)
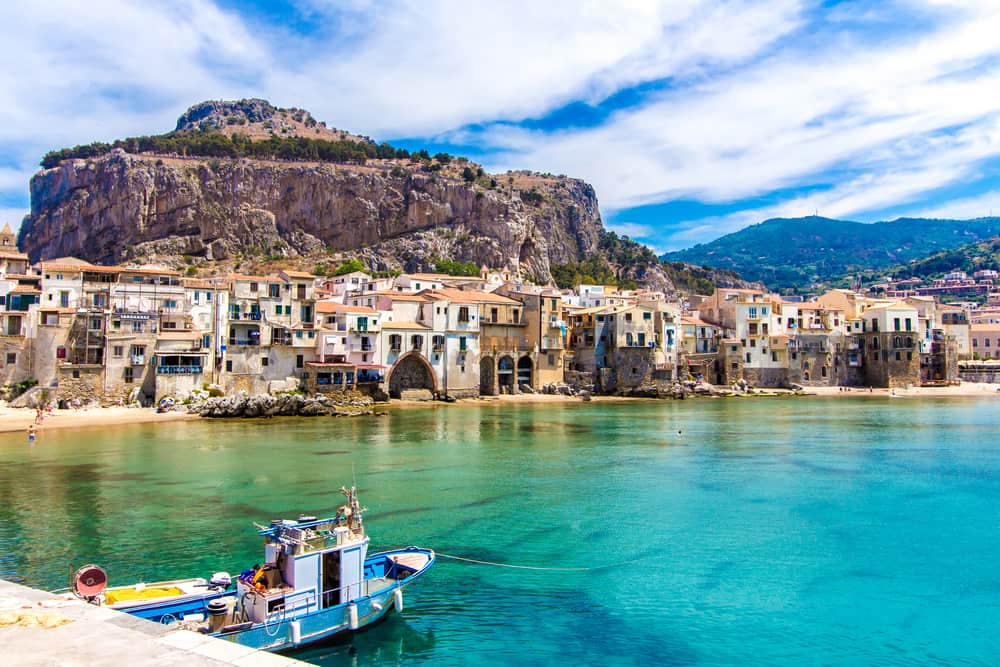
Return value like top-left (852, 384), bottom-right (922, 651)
top-left (2, 398), bottom-right (999, 665)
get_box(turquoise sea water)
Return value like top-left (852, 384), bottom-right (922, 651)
top-left (2, 397), bottom-right (1000, 665)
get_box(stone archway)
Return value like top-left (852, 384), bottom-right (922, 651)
top-left (387, 352), bottom-right (437, 398)
top-left (517, 356), bottom-right (533, 388)
top-left (497, 356), bottom-right (515, 392)
top-left (480, 357), bottom-right (496, 396)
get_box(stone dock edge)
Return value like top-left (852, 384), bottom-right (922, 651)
top-left (0, 578), bottom-right (304, 666)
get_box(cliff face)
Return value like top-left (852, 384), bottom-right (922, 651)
top-left (19, 150), bottom-right (603, 281)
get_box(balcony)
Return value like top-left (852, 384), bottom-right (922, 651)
top-left (130, 355), bottom-right (146, 365)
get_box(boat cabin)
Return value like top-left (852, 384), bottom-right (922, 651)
top-left (236, 494), bottom-right (369, 624)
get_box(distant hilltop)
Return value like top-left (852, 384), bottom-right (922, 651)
top-left (17, 99), bottom-right (675, 292)
top-left (661, 215), bottom-right (1000, 290)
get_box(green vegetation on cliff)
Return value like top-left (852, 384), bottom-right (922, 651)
top-left (41, 131), bottom-right (416, 169)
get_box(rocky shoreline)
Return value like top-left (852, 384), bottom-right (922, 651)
top-left (195, 391), bottom-right (376, 418)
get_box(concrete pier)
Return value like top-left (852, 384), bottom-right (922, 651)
top-left (0, 579), bottom-right (304, 666)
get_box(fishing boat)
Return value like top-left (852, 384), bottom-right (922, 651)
top-left (69, 564), bottom-right (234, 622)
top-left (173, 485), bottom-right (434, 652)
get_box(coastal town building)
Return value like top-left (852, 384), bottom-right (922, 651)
top-left (0, 250), bottom-right (977, 405)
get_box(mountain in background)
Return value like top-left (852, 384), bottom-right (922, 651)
top-left (835, 234), bottom-right (1000, 288)
top-left (661, 215), bottom-right (1000, 290)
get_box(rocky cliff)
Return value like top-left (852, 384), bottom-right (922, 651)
top-left (19, 100), bottom-right (672, 288)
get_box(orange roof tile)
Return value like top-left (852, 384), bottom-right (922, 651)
top-left (421, 287), bottom-right (518, 305)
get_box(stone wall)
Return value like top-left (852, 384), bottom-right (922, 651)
top-left (56, 365), bottom-right (105, 405)
top-left (743, 367), bottom-right (789, 388)
top-left (858, 333), bottom-right (921, 388)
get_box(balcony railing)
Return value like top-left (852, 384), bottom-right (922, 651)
top-left (156, 365), bottom-right (203, 374)
top-left (228, 338), bottom-right (260, 347)
top-left (130, 355), bottom-right (146, 365)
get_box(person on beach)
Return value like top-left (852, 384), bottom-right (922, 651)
top-left (27, 424), bottom-right (36, 442)
top-left (35, 406), bottom-right (44, 424)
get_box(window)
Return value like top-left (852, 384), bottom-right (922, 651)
top-left (548, 353), bottom-right (555, 365)
top-left (269, 284), bottom-right (280, 297)
top-left (905, 318), bottom-right (912, 331)
top-left (771, 351), bottom-right (777, 362)
top-left (821, 366), bottom-right (827, 378)
top-left (986, 338), bottom-right (991, 347)
top-left (56, 346), bottom-right (66, 359)
top-left (625, 312), bottom-right (633, 322)
top-left (5, 352), bottom-right (15, 365)
top-left (894, 317), bottom-right (901, 331)
top-left (551, 299), bottom-right (557, 309)
top-left (296, 354), bottom-right (304, 368)
top-left (163, 299), bottom-right (178, 309)
top-left (389, 334), bottom-right (402, 350)
top-left (249, 282), bottom-right (258, 293)
top-left (89, 317), bottom-right (102, 331)
top-left (411, 335), bottom-right (423, 349)
top-left (895, 351), bottom-right (901, 361)
top-left (124, 367), bottom-right (133, 384)
top-left (226, 359), bottom-right (233, 372)
top-left (285, 305), bottom-right (291, 315)
top-left (275, 305), bottom-right (282, 315)
top-left (458, 306), bottom-right (470, 322)
top-left (262, 357), bottom-right (269, 367)
top-left (907, 351), bottom-right (912, 360)
top-left (130, 345), bottom-right (145, 357)
top-left (113, 346), bottom-right (123, 357)
top-left (749, 339), bottom-right (756, 347)
top-left (459, 336), bottom-right (467, 351)
top-left (162, 321), bottom-right (177, 330)
top-left (745, 353), bottom-right (751, 363)
top-left (748, 307), bottom-right (757, 319)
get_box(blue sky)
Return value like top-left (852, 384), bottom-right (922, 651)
top-left (2, 1), bottom-right (1000, 253)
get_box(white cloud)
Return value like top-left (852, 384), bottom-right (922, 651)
top-left (606, 222), bottom-right (656, 239)
top-left (907, 190), bottom-right (1000, 220)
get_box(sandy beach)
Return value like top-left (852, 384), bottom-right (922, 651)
top-left (0, 405), bottom-right (200, 435)
top-left (1, 382), bottom-right (997, 435)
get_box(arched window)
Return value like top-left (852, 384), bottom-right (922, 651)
top-left (821, 366), bottom-right (828, 378)
top-left (905, 336), bottom-right (913, 348)
top-left (626, 332), bottom-right (633, 346)
top-left (894, 336), bottom-right (902, 348)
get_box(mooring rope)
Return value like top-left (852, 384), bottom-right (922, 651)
top-left (436, 552), bottom-right (649, 572)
